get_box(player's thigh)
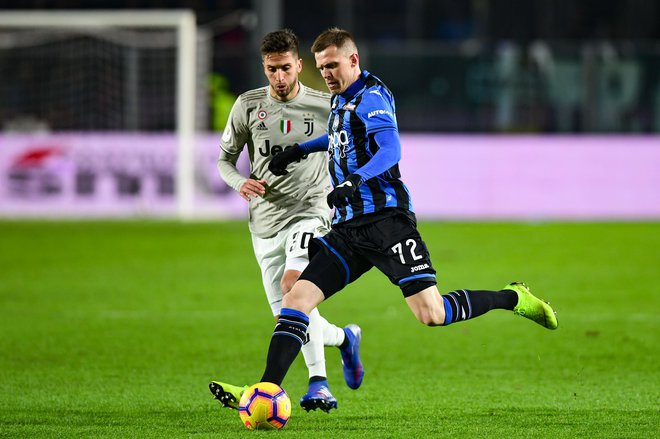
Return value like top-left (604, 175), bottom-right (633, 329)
top-left (362, 213), bottom-right (437, 298)
top-left (251, 233), bottom-right (287, 316)
top-left (282, 280), bottom-right (326, 315)
top-left (281, 217), bottom-right (330, 292)
top-left (283, 216), bottom-right (330, 273)
top-left (299, 228), bottom-right (372, 299)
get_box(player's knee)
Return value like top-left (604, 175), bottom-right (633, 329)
top-left (280, 270), bottom-right (301, 295)
top-left (281, 285), bottom-right (307, 311)
top-left (281, 280), bottom-right (323, 314)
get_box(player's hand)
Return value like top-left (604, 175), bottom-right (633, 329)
top-left (327, 174), bottom-right (363, 208)
top-left (268, 144), bottom-right (304, 176)
top-left (239, 178), bottom-right (267, 201)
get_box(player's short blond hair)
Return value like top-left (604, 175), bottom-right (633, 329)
top-left (311, 27), bottom-right (358, 56)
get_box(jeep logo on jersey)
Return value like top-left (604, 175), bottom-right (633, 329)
top-left (280, 119), bottom-right (291, 134)
top-left (258, 140), bottom-right (308, 159)
top-left (258, 140), bottom-right (283, 157)
top-left (304, 117), bottom-right (314, 136)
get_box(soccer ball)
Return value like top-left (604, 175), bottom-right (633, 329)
top-left (238, 382), bottom-right (291, 430)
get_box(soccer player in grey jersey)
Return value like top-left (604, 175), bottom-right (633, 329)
top-left (220, 28), bottom-right (558, 407)
top-left (209, 29), bottom-right (364, 413)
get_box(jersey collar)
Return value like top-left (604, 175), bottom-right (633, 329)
top-left (340, 70), bottom-right (369, 101)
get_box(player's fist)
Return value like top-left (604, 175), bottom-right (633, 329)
top-left (268, 144), bottom-right (304, 176)
top-left (327, 174), bottom-right (363, 208)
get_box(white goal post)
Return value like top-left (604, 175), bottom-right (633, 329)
top-left (0, 10), bottom-right (197, 219)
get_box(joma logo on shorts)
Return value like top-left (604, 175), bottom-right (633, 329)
top-left (411, 263), bottom-right (430, 273)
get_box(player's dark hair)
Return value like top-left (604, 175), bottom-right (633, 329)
top-left (260, 29), bottom-right (299, 58)
top-left (311, 27), bottom-right (357, 54)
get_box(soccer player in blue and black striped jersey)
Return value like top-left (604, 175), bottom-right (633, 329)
top-left (220, 28), bottom-right (558, 399)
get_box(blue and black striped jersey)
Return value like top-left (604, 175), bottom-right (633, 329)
top-left (327, 70), bottom-right (413, 224)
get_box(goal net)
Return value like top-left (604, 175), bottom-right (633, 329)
top-left (0, 10), bottom-right (211, 218)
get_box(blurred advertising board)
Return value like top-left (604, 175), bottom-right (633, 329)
top-left (0, 133), bottom-right (246, 218)
top-left (0, 133), bottom-right (658, 220)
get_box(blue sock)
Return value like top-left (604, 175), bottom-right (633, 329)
top-left (261, 308), bottom-right (309, 385)
top-left (442, 296), bottom-right (454, 325)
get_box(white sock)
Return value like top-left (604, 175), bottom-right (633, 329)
top-left (301, 307), bottom-right (327, 379)
top-left (315, 311), bottom-right (346, 347)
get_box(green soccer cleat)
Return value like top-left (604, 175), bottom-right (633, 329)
top-left (504, 282), bottom-right (558, 330)
top-left (209, 381), bottom-right (248, 410)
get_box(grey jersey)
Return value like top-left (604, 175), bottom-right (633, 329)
top-left (218, 83), bottom-right (332, 238)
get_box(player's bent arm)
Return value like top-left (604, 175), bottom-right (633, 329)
top-left (353, 128), bottom-right (401, 182)
top-left (217, 149), bottom-right (247, 192)
top-left (326, 129), bottom-right (401, 208)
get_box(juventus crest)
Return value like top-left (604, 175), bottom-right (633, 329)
top-left (304, 117), bottom-right (314, 137)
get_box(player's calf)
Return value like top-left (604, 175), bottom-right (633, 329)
top-left (406, 285), bottom-right (521, 326)
top-left (405, 286), bottom-right (446, 326)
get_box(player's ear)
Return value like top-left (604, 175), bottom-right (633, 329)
top-left (297, 57), bottom-right (303, 73)
top-left (350, 52), bottom-right (359, 68)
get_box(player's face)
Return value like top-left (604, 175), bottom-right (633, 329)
top-left (314, 45), bottom-right (359, 95)
top-left (263, 51), bottom-right (302, 102)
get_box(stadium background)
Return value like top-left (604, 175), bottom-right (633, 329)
top-left (1, 0), bottom-right (659, 219)
top-left (0, 2), bottom-right (658, 438)
top-left (3, 0), bottom-right (660, 133)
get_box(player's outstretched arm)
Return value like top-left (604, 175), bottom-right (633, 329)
top-left (268, 135), bottom-right (327, 176)
top-left (268, 144), bottom-right (304, 176)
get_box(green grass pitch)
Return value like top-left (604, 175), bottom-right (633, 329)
top-left (0, 220), bottom-right (658, 438)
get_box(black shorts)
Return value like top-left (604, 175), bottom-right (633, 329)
top-left (299, 210), bottom-right (437, 298)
